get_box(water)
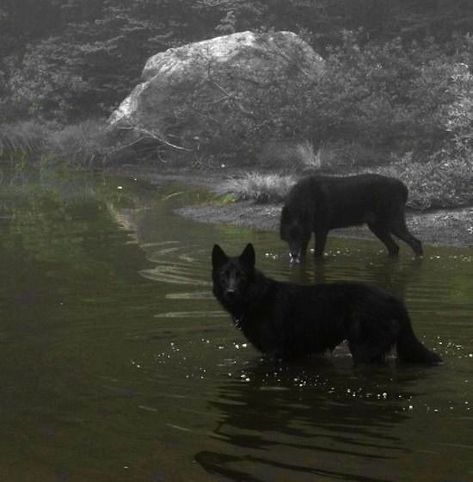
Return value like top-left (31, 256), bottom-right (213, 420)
top-left (0, 171), bottom-right (472, 482)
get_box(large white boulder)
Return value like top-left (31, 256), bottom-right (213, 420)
top-left (109, 31), bottom-right (324, 155)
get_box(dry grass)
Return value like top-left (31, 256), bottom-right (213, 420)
top-left (0, 119), bottom-right (113, 168)
top-left (47, 119), bottom-right (111, 167)
top-left (294, 140), bottom-right (321, 169)
top-left (0, 121), bottom-right (47, 156)
top-left (219, 172), bottom-right (295, 203)
top-left (258, 139), bottom-right (321, 170)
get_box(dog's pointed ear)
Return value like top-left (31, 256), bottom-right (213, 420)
top-left (240, 243), bottom-right (255, 269)
top-left (212, 244), bottom-right (227, 268)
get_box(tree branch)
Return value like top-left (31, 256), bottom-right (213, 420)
top-left (119, 122), bottom-right (193, 152)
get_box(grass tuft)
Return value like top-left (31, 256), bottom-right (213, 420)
top-left (294, 140), bottom-right (321, 169)
top-left (0, 121), bottom-right (47, 156)
top-left (219, 172), bottom-right (295, 203)
top-left (47, 119), bottom-right (112, 168)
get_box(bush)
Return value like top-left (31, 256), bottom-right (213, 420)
top-left (0, 121), bottom-right (48, 157)
top-left (309, 33), bottom-right (469, 154)
top-left (47, 119), bottom-right (114, 168)
top-left (381, 151), bottom-right (473, 210)
top-left (0, 119), bottom-right (115, 168)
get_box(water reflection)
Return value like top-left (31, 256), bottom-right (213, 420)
top-left (196, 358), bottom-right (440, 482)
top-left (304, 256), bottom-right (425, 300)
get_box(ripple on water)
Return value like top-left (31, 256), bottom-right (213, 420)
top-left (139, 242), bottom-right (212, 287)
top-left (166, 291), bottom-right (213, 300)
top-left (154, 310), bottom-right (223, 319)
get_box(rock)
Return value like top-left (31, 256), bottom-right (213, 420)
top-left (109, 31), bottom-right (324, 157)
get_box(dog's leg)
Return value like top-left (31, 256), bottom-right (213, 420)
top-left (368, 222), bottom-right (400, 256)
top-left (348, 342), bottom-right (389, 364)
top-left (390, 217), bottom-right (423, 256)
top-left (314, 229), bottom-right (328, 257)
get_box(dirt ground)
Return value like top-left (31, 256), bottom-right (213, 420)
top-left (111, 165), bottom-right (473, 249)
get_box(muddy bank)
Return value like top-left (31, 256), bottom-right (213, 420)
top-left (178, 201), bottom-right (473, 249)
top-left (111, 166), bottom-right (473, 249)
top-left (183, 201), bottom-right (473, 248)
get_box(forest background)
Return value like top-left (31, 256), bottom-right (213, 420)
top-left (1, 0), bottom-right (473, 209)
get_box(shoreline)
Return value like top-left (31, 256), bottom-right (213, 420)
top-left (110, 165), bottom-right (473, 249)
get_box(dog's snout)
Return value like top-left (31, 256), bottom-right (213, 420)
top-left (224, 288), bottom-right (237, 301)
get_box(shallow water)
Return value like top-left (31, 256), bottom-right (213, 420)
top-left (0, 171), bottom-right (472, 482)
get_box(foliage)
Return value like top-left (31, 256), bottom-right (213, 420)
top-left (381, 152), bottom-right (473, 210)
top-left (3, 2), bottom-right (169, 122)
top-left (0, 119), bottom-right (115, 168)
top-left (309, 34), bottom-right (457, 151)
top-left (1, 0), bottom-right (473, 213)
top-left (46, 119), bottom-right (115, 168)
top-left (0, 121), bottom-right (48, 156)
top-left (2, 0), bottom-right (473, 123)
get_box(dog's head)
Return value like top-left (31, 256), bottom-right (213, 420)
top-left (280, 205), bottom-right (311, 264)
top-left (211, 243), bottom-right (255, 305)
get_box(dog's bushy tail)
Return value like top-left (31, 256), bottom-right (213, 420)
top-left (396, 308), bottom-right (442, 365)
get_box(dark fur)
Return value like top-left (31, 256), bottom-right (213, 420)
top-left (212, 243), bottom-right (441, 365)
top-left (280, 174), bottom-right (423, 261)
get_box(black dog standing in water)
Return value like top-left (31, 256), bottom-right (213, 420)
top-left (212, 243), bottom-right (441, 365)
top-left (280, 174), bottom-right (423, 262)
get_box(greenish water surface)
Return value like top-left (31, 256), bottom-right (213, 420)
top-left (0, 171), bottom-right (472, 482)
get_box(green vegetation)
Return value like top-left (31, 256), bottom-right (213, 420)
top-left (1, 1), bottom-right (473, 209)
top-left (382, 154), bottom-right (473, 210)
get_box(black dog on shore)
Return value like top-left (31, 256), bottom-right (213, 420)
top-left (211, 243), bottom-right (441, 365)
top-left (280, 174), bottom-right (423, 262)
